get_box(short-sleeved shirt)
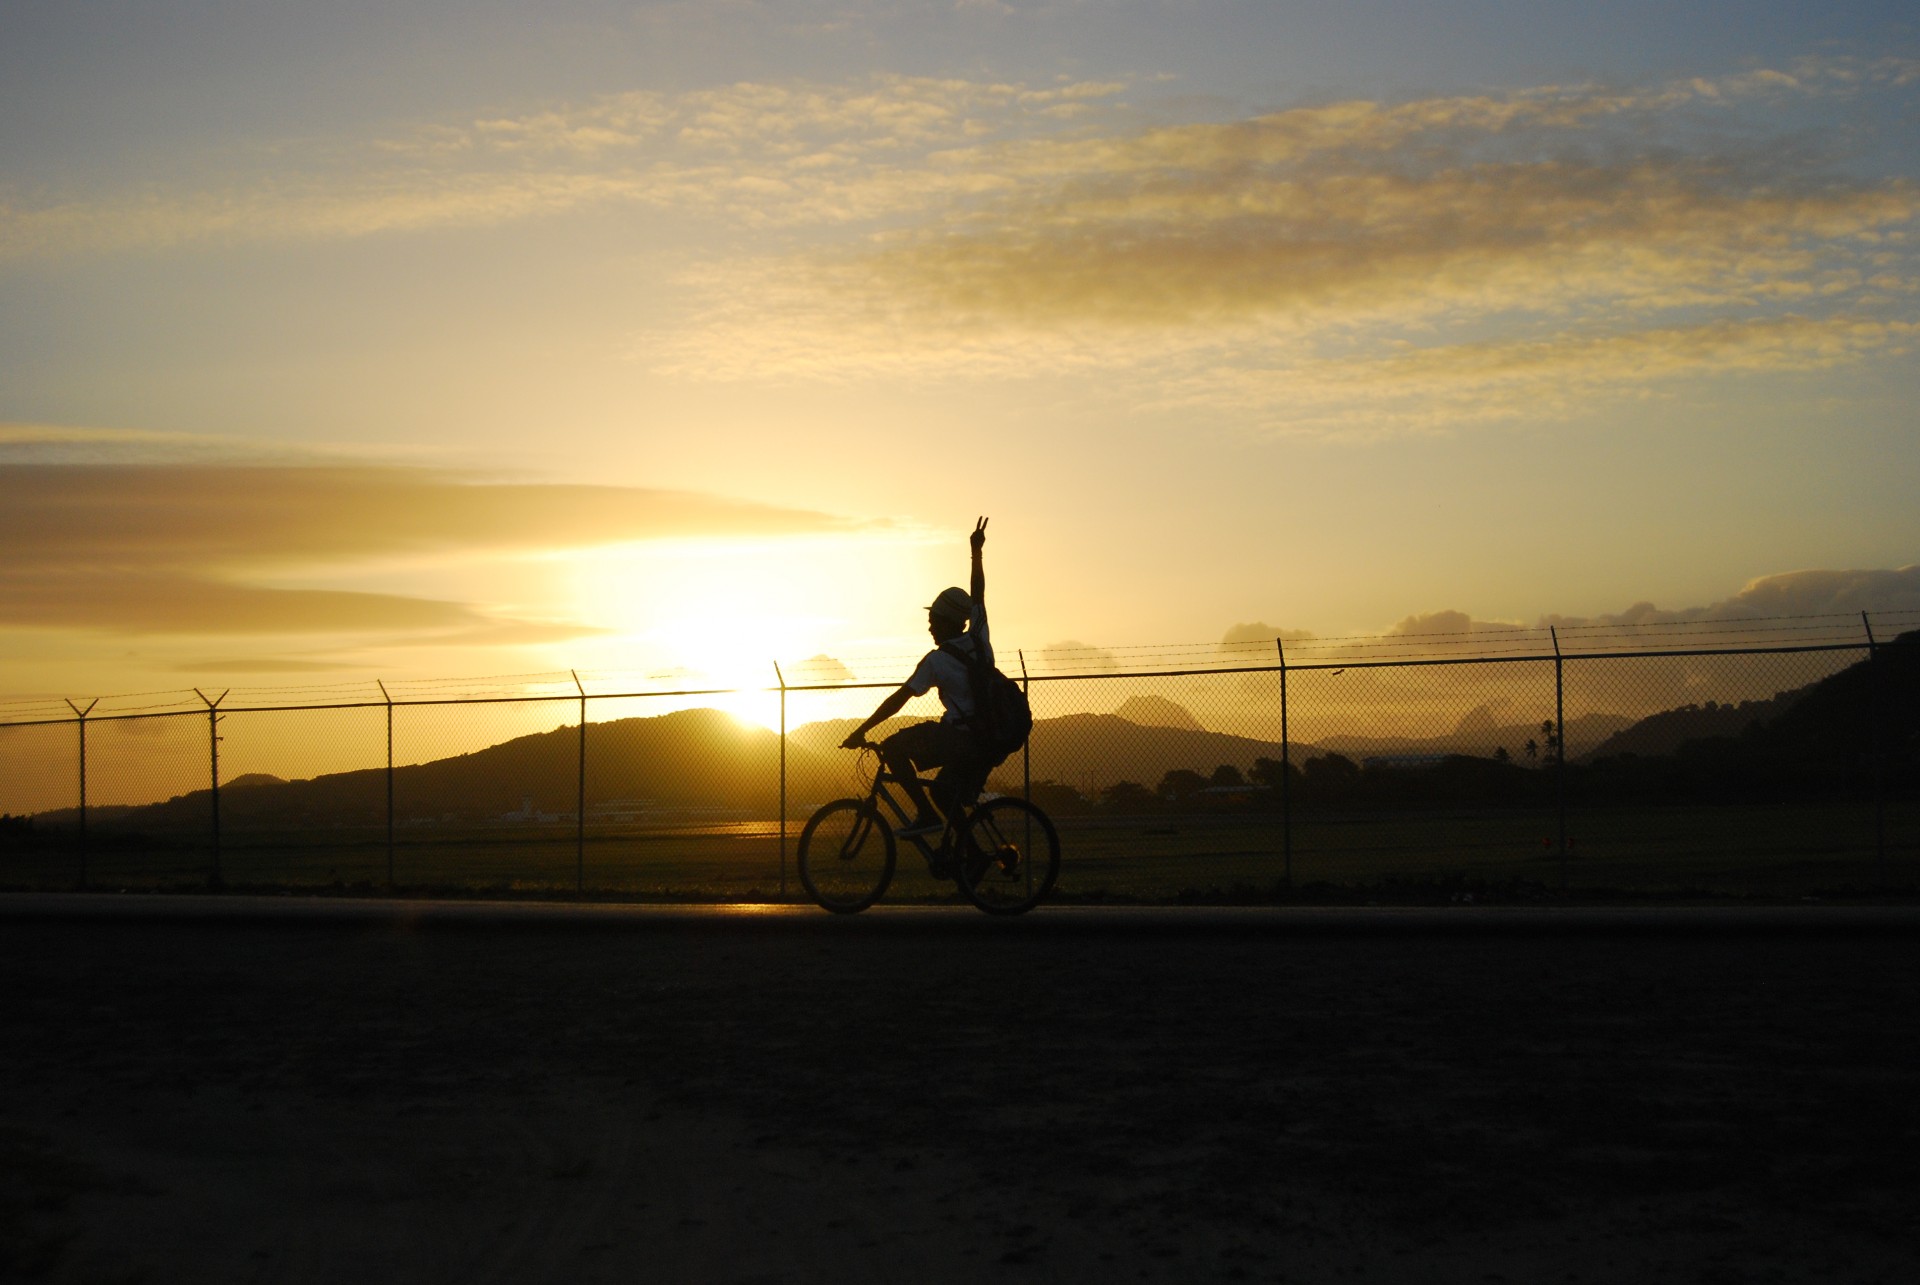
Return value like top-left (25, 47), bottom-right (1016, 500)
top-left (904, 630), bottom-right (992, 725)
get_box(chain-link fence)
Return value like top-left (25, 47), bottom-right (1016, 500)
top-left (3, 615), bottom-right (1915, 900)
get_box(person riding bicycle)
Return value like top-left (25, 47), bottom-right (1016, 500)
top-left (841, 517), bottom-right (997, 845)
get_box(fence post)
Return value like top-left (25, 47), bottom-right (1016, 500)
top-left (1275, 638), bottom-right (1291, 888)
top-left (1018, 650), bottom-right (1033, 863)
top-left (195, 688), bottom-right (228, 885)
top-left (1018, 651), bottom-right (1031, 805)
top-left (65, 699), bottom-right (97, 888)
top-left (774, 661), bottom-right (787, 901)
top-left (378, 681), bottom-right (394, 888)
top-left (572, 670), bottom-right (586, 896)
top-left (1863, 612), bottom-right (1885, 882)
top-left (1550, 630), bottom-right (1567, 890)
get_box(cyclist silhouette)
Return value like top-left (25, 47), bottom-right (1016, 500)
top-left (841, 517), bottom-right (996, 844)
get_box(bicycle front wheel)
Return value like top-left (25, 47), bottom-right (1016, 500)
top-left (797, 799), bottom-right (896, 914)
top-left (956, 798), bottom-right (1060, 916)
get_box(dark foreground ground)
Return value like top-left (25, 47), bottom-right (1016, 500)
top-left (3, 901), bottom-right (1918, 1284)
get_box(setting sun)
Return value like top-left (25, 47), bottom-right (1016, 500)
top-left (557, 533), bottom-right (941, 682)
top-left (3, 6), bottom-right (1917, 1280)
top-left (0, 2), bottom-right (1915, 716)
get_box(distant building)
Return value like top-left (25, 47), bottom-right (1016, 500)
top-left (586, 798), bottom-right (655, 823)
top-left (493, 796), bottom-right (575, 825)
top-left (1361, 753), bottom-right (1451, 771)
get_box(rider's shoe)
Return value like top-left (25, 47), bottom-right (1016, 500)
top-left (895, 815), bottom-right (943, 839)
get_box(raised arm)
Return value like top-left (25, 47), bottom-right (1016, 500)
top-left (968, 517), bottom-right (990, 658)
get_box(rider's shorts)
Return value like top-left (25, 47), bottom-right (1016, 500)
top-left (882, 721), bottom-right (991, 812)
top-left (883, 719), bottom-right (977, 768)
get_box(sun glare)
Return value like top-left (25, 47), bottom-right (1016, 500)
top-left (553, 532), bottom-right (943, 729)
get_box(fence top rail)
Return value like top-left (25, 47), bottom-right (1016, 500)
top-left (0, 637), bottom-right (1883, 728)
top-left (9, 610), bottom-right (1909, 723)
top-left (1267, 640), bottom-right (1872, 674)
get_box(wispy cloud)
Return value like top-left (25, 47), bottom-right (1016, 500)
top-left (7, 61), bottom-right (1916, 434)
top-left (0, 75), bottom-right (1127, 261)
top-left (1164, 315), bottom-right (1920, 436)
top-left (637, 60), bottom-right (1920, 431)
top-left (1, 571), bottom-right (513, 637)
top-left (0, 461), bottom-right (854, 638)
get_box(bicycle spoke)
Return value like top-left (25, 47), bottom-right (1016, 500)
top-left (956, 798), bottom-right (1059, 915)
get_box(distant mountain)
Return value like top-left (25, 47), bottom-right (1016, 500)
top-left (68, 708), bottom-right (847, 833)
top-left (785, 716), bottom-right (921, 758)
top-left (1008, 713), bottom-right (1296, 793)
top-left (1112, 695), bottom-right (1204, 732)
top-left (1582, 691), bottom-right (1808, 761)
top-left (1313, 710), bottom-right (1633, 762)
top-left (58, 708), bottom-right (1310, 831)
top-left (45, 636), bottom-right (1914, 834)
top-left (1573, 634), bottom-right (1919, 800)
top-left (1719, 632), bottom-right (1917, 770)
top-left (1583, 635), bottom-right (1919, 767)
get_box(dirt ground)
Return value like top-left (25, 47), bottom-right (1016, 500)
top-left (3, 906), bottom-right (1918, 1284)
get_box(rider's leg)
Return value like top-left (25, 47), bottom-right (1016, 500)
top-left (891, 766), bottom-right (941, 832)
top-left (932, 758), bottom-right (988, 824)
top-left (878, 725), bottom-right (945, 830)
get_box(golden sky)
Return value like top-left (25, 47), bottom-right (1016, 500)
top-left (3, 5), bottom-right (1918, 702)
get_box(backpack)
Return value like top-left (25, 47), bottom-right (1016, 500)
top-left (940, 639), bottom-right (1033, 760)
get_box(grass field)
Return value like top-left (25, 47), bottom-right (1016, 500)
top-left (5, 798), bottom-right (1914, 902)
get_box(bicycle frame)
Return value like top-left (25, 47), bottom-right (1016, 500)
top-left (858, 759), bottom-right (960, 861)
top-left (799, 747), bottom-right (1058, 914)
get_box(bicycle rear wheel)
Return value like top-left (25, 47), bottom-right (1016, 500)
top-left (955, 797), bottom-right (1060, 915)
top-left (797, 799), bottom-right (896, 913)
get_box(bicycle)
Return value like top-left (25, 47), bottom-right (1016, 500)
top-left (796, 745), bottom-right (1061, 915)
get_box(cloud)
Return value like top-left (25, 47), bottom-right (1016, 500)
top-left (1221, 622), bottom-right (1315, 647)
top-left (1311, 566), bottom-right (1920, 659)
top-left (1201, 568), bottom-right (1920, 670)
top-left (1384, 611), bottom-right (1481, 638)
top-left (1189, 316), bottom-right (1920, 436)
top-left (786, 653), bottom-right (857, 684)
top-left (854, 153), bottom-right (1908, 331)
top-left (0, 76), bottom-right (1128, 262)
top-left (1214, 623), bottom-right (1323, 690)
top-left (8, 63), bottom-right (1918, 434)
top-left (0, 462), bottom-right (853, 637)
top-left (2, 423), bottom-right (233, 453)
top-left (0, 463), bottom-right (851, 571)
top-left (0, 421), bottom-right (428, 467)
top-left (1543, 566), bottom-right (1920, 627)
top-left (1031, 639), bottom-right (1119, 673)
top-left (0, 570), bottom-right (496, 636)
top-left (637, 63), bottom-right (1920, 431)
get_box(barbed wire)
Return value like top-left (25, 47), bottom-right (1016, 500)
top-left (86, 695), bottom-right (210, 716)
top-left (0, 610), bottom-right (1902, 721)
top-left (1553, 620), bottom-right (1866, 636)
top-left (387, 672), bottom-right (579, 691)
